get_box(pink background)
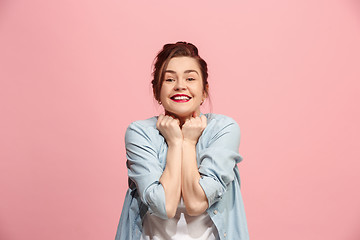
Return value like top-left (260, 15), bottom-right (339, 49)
top-left (1, 0), bottom-right (360, 239)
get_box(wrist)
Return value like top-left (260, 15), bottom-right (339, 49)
top-left (182, 139), bottom-right (197, 147)
top-left (167, 139), bottom-right (183, 147)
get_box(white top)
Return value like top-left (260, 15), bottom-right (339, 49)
top-left (141, 198), bottom-right (219, 240)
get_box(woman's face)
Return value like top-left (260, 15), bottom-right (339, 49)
top-left (160, 56), bottom-right (207, 120)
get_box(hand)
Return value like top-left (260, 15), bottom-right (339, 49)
top-left (156, 114), bottom-right (183, 146)
top-left (182, 112), bottom-right (207, 145)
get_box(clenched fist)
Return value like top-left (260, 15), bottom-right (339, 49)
top-left (156, 114), bottom-right (183, 146)
top-left (182, 112), bottom-right (207, 145)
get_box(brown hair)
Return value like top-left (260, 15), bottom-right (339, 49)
top-left (151, 41), bottom-right (209, 102)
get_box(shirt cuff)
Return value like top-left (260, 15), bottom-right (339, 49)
top-left (143, 182), bottom-right (168, 219)
top-left (198, 176), bottom-right (225, 207)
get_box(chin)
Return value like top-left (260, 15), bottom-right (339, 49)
top-left (165, 108), bottom-right (198, 118)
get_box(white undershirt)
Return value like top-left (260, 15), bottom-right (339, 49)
top-left (141, 198), bottom-right (218, 240)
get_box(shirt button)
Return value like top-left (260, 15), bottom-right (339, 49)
top-left (213, 210), bottom-right (218, 215)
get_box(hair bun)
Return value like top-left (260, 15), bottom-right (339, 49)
top-left (175, 41), bottom-right (199, 55)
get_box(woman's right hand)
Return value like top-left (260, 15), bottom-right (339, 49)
top-left (156, 114), bottom-right (183, 146)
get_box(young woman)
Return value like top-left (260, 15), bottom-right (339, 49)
top-left (115, 42), bottom-right (249, 240)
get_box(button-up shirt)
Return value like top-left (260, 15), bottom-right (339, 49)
top-left (115, 113), bottom-right (249, 240)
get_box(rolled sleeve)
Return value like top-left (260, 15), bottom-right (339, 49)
top-left (125, 122), bottom-right (168, 219)
top-left (198, 118), bottom-right (243, 207)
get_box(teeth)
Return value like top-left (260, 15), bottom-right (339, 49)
top-left (173, 96), bottom-right (190, 100)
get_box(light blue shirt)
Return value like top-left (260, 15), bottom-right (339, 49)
top-left (115, 113), bottom-right (249, 240)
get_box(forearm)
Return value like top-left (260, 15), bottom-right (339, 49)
top-left (159, 143), bottom-right (182, 218)
top-left (181, 140), bottom-right (209, 216)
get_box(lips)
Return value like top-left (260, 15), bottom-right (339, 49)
top-left (170, 94), bottom-right (192, 102)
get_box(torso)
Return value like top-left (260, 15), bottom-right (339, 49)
top-left (141, 198), bottom-right (219, 240)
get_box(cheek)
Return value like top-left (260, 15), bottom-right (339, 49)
top-left (159, 85), bottom-right (169, 100)
top-left (195, 83), bottom-right (205, 96)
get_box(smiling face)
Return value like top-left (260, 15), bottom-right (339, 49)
top-left (160, 56), bottom-right (207, 121)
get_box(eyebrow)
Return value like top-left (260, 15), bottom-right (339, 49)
top-left (165, 70), bottom-right (199, 75)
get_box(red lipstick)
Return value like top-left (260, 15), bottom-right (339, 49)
top-left (170, 94), bottom-right (191, 103)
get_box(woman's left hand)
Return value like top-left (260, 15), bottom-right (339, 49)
top-left (182, 112), bottom-right (207, 145)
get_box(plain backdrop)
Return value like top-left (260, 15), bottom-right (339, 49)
top-left (1, 0), bottom-right (360, 239)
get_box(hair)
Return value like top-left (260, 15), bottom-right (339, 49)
top-left (151, 41), bottom-right (209, 102)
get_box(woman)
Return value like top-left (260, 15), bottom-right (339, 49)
top-left (115, 42), bottom-right (249, 240)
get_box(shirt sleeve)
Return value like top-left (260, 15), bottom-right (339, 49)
top-left (125, 122), bottom-right (168, 219)
top-left (198, 117), bottom-right (243, 208)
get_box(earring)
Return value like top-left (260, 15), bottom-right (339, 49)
top-left (200, 100), bottom-right (204, 105)
top-left (158, 101), bottom-right (162, 105)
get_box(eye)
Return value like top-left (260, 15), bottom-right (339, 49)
top-left (165, 78), bottom-right (175, 82)
top-left (187, 77), bottom-right (195, 81)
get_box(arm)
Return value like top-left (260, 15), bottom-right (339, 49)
top-left (126, 118), bottom-right (183, 219)
top-left (181, 115), bottom-right (243, 215)
top-left (197, 117), bottom-right (243, 208)
top-left (157, 114), bottom-right (183, 218)
top-left (181, 114), bottom-right (209, 216)
top-left (181, 139), bottom-right (208, 216)
top-left (159, 143), bottom-right (182, 218)
top-left (125, 122), bottom-right (169, 219)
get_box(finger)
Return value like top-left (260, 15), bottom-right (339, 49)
top-left (192, 111), bottom-right (198, 118)
top-left (175, 118), bottom-right (180, 126)
top-left (159, 115), bottom-right (171, 127)
top-left (192, 116), bottom-right (201, 124)
top-left (163, 115), bottom-right (173, 126)
top-left (167, 116), bottom-right (180, 128)
top-left (200, 115), bottom-right (207, 123)
top-left (201, 115), bottom-right (207, 128)
top-left (169, 117), bottom-right (179, 126)
top-left (183, 118), bottom-right (191, 127)
top-left (157, 114), bottom-right (164, 127)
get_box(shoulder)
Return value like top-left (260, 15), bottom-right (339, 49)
top-left (125, 116), bottom-right (159, 142)
top-left (202, 113), bottom-right (241, 142)
top-left (128, 116), bottom-right (158, 129)
top-left (204, 113), bottom-right (240, 131)
top-left (205, 113), bottom-right (237, 122)
top-left (200, 113), bottom-right (242, 149)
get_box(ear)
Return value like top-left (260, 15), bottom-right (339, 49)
top-left (202, 83), bottom-right (209, 100)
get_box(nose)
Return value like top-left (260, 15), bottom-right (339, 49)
top-left (174, 79), bottom-right (186, 90)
